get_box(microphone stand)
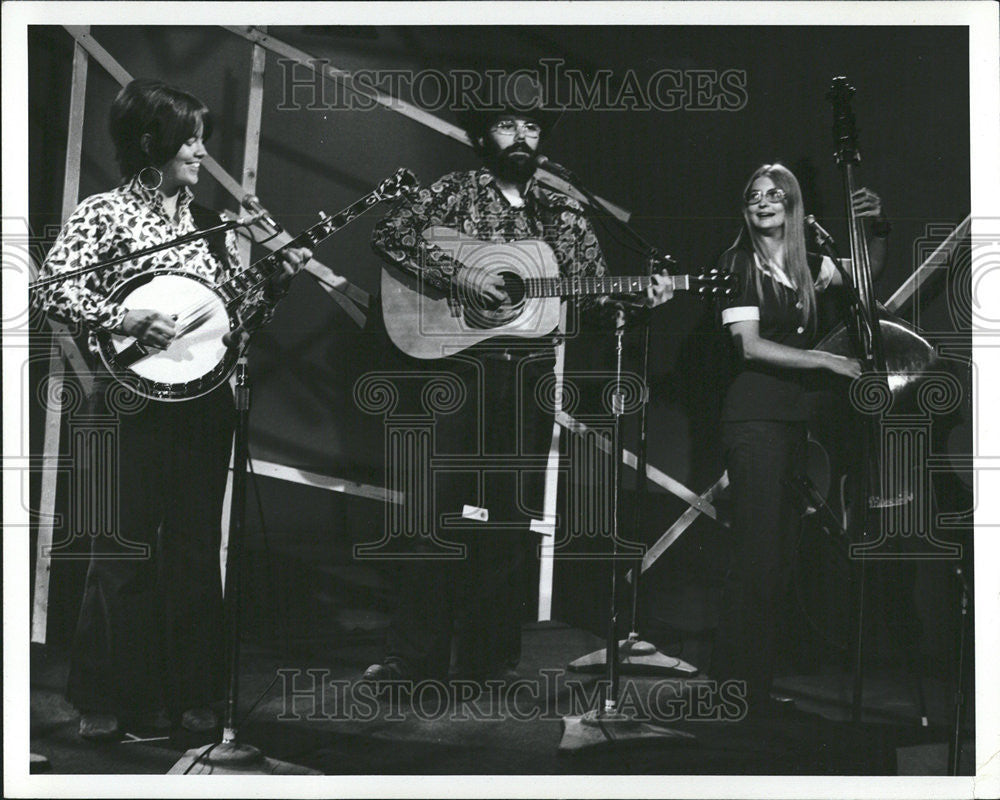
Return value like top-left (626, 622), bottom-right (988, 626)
top-left (187, 319), bottom-right (316, 773)
top-left (29, 217), bottom-right (259, 290)
top-left (948, 566), bottom-right (971, 775)
top-left (548, 163), bottom-right (697, 681)
top-left (548, 163), bottom-right (696, 752)
top-left (559, 308), bottom-right (694, 751)
top-left (163, 280), bottom-right (318, 776)
top-left (201, 353), bottom-right (261, 765)
top-left (621, 265), bottom-right (698, 675)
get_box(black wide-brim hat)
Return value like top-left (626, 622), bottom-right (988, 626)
top-left (454, 73), bottom-right (562, 141)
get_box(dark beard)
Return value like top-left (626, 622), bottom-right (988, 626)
top-left (485, 142), bottom-right (538, 184)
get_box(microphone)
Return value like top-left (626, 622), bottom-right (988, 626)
top-left (241, 194), bottom-right (283, 233)
top-left (535, 155), bottom-right (579, 184)
top-left (804, 214), bottom-right (836, 247)
top-left (234, 212), bottom-right (268, 227)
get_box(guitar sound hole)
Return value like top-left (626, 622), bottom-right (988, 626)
top-left (499, 271), bottom-right (526, 305)
top-left (463, 271), bottom-right (526, 329)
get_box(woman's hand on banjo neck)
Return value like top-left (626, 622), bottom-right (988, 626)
top-left (265, 245), bottom-right (313, 298)
top-left (222, 245), bottom-right (313, 350)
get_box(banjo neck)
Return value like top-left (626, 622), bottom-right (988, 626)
top-left (95, 168), bottom-right (418, 402)
top-left (215, 188), bottom-right (385, 305)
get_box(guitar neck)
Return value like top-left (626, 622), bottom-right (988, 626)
top-left (525, 274), bottom-right (695, 298)
top-left (218, 190), bottom-right (383, 304)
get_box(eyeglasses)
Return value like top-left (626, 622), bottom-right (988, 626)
top-left (744, 188), bottom-right (786, 205)
top-left (491, 120), bottom-right (542, 139)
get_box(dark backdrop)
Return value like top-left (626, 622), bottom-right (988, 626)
top-left (28, 25), bottom-right (972, 671)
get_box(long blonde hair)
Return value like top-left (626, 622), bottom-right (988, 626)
top-left (738, 163), bottom-right (816, 334)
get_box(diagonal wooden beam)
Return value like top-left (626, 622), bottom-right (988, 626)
top-left (534, 304), bottom-right (568, 622)
top-left (885, 215), bottom-right (971, 315)
top-left (628, 472), bottom-right (730, 582)
top-left (555, 410), bottom-right (719, 519)
top-left (237, 26), bottom-right (268, 268)
top-left (61, 25), bottom-right (368, 322)
top-left (33, 31), bottom-right (95, 645)
top-left (222, 25), bottom-right (632, 223)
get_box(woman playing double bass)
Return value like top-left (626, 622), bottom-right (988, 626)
top-left (713, 163), bottom-right (890, 716)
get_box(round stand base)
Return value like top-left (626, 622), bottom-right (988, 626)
top-left (202, 739), bottom-right (263, 766)
top-left (30, 753), bottom-right (52, 773)
top-left (567, 638), bottom-right (698, 676)
top-left (558, 709), bottom-right (696, 753)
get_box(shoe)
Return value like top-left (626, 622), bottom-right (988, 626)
top-left (180, 706), bottom-right (219, 732)
top-left (78, 713), bottom-right (120, 741)
top-left (361, 662), bottom-right (407, 683)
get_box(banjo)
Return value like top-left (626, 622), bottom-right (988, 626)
top-left (94, 168), bottom-right (417, 401)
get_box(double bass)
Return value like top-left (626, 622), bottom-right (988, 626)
top-left (813, 77), bottom-right (946, 535)
top-left (809, 77), bottom-right (966, 724)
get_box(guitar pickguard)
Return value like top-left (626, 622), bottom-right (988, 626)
top-left (381, 229), bottom-right (563, 359)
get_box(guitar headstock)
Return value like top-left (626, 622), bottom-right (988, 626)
top-left (692, 269), bottom-right (741, 300)
top-left (827, 76), bottom-right (860, 166)
top-left (375, 168), bottom-right (419, 202)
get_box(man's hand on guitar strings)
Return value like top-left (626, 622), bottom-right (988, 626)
top-left (121, 309), bottom-right (176, 349)
top-left (453, 265), bottom-right (511, 309)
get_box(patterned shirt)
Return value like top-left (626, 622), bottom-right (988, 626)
top-left (718, 244), bottom-right (838, 422)
top-left (371, 167), bottom-right (608, 299)
top-left (35, 176), bottom-right (269, 352)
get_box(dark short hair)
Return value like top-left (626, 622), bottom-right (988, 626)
top-left (109, 78), bottom-right (213, 178)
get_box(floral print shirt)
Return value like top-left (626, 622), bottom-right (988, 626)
top-left (371, 167), bottom-right (608, 298)
top-left (35, 175), bottom-right (270, 352)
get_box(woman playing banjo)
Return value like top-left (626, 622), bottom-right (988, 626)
top-left (34, 78), bottom-right (310, 740)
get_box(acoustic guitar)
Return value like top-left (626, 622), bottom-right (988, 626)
top-left (381, 226), bottom-right (738, 359)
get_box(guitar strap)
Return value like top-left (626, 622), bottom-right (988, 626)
top-left (189, 202), bottom-right (233, 271)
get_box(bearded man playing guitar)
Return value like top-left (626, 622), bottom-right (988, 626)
top-left (365, 96), bottom-right (673, 685)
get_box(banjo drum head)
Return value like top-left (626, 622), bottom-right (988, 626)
top-left (109, 273), bottom-right (230, 386)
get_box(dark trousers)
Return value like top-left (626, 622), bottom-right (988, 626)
top-left (714, 419), bottom-right (807, 707)
top-left (383, 348), bottom-right (555, 680)
top-left (67, 382), bottom-right (235, 719)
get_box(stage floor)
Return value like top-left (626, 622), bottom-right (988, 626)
top-left (29, 623), bottom-right (972, 776)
